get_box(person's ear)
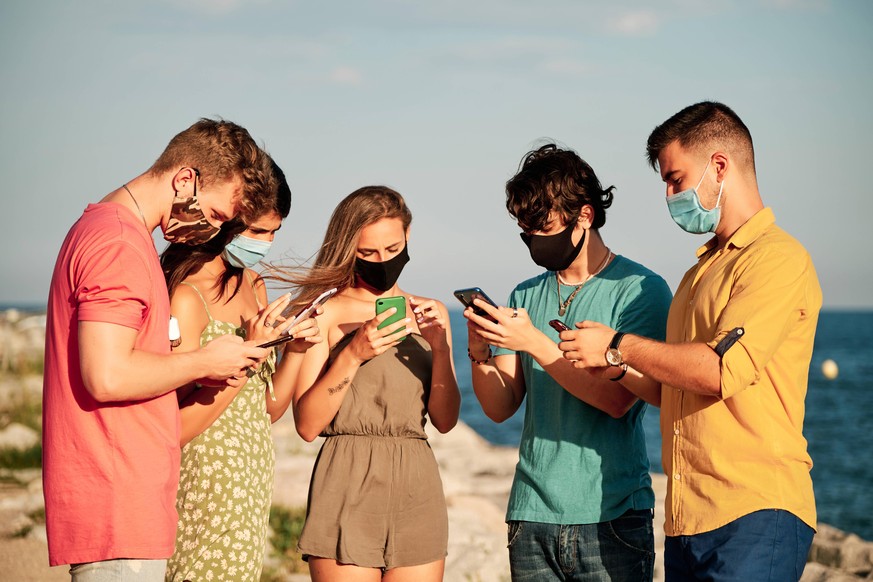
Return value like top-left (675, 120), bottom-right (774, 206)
top-left (711, 152), bottom-right (729, 184)
top-left (171, 167), bottom-right (198, 195)
top-left (577, 205), bottom-right (594, 230)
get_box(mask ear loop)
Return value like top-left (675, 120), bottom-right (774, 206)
top-left (713, 177), bottom-right (725, 209)
top-left (694, 158), bottom-right (712, 191)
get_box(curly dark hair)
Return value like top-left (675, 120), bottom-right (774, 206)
top-left (505, 143), bottom-right (614, 232)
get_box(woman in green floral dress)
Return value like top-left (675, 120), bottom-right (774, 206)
top-left (160, 165), bottom-right (321, 581)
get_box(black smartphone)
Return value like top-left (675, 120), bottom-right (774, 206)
top-left (549, 319), bottom-right (571, 333)
top-left (376, 296), bottom-right (408, 341)
top-left (453, 287), bottom-right (498, 320)
top-left (258, 288), bottom-right (338, 349)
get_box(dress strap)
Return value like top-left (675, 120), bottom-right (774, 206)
top-left (179, 281), bottom-right (214, 321)
top-left (244, 270), bottom-right (264, 310)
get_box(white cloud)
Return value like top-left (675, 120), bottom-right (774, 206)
top-left (328, 66), bottom-right (363, 86)
top-left (609, 10), bottom-right (660, 36)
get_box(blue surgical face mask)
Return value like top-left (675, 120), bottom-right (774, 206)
top-left (666, 159), bottom-right (725, 234)
top-left (222, 234), bottom-right (273, 269)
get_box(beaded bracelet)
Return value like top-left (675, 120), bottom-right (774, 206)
top-left (609, 363), bottom-right (628, 382)
top-left (468, 346), bottom-right (492, 365)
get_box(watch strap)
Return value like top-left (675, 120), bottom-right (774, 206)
top-left (609, 332), bottom-right (626, 350)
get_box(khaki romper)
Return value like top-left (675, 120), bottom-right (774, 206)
top-left (297, 332), bottom-right (449, 568)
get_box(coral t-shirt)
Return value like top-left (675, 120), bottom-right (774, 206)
top-left (42, 203), bottom-right (181, 566)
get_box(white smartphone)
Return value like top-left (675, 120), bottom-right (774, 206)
top-left (258, 287), bottom-right (337, 348)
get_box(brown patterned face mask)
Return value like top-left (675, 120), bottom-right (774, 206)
top-left (163, 169), bottom-right (222, 245)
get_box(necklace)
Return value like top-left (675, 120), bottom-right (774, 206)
top-left (122, 184), bottom-right (148, 229)
top-left (555, 249), bottom-right (613, 316)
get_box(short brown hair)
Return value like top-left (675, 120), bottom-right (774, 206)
top-left (646, 101), bottom-right (756, 175)
top-left (150, 118), bottom-right (277, 224)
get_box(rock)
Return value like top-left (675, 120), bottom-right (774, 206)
top-left (0, 422), bottom-right (39, 451)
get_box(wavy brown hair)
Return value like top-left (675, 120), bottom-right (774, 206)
top-left (149, 118), bottom-right (277, 225)
top-left (269, 185), bottom-right (412, 312)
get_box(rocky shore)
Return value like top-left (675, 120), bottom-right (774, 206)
top-left (1, 309), bottom-right (872, 581)
top-left (3, 408), bottom-right (872, 581)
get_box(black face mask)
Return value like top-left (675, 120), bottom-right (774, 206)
top-left (520, 223), bottom-right (585, 272)
top-left (354, 244), bottom-right (410, 292)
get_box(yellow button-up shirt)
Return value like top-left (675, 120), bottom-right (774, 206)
top-left (662, 207), bottom-right (822, 536)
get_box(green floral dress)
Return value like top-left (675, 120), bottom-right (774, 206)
top-left (166, 282), bottom-right (277, 582)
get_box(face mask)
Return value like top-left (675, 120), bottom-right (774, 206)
top-left (354, 244), bottom-right (410, 292)
top-left (666, 159), bottom-right (725, 234)
top-left (163, 171), bottom-right (222, 245)
top-left (222, 234), bottom-right (273, 269)
top-left (520, 222), bottom-right (586, 272)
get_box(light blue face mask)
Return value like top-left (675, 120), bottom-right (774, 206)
top-left (222, 234), bottom-right (273, 269)
top-left (666, 159), bottom-right (725, 234)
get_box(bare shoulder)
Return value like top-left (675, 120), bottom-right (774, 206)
top-left (170, 282), bottom-right (210, 327)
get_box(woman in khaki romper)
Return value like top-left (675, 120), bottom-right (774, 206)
top-left (288, 186), bottom-right (460, 582)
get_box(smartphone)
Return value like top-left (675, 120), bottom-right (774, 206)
top-left (258, 287), bottom-right (338, 349)
top-left (376, 296), bottom-right (407, 341)
top-left (453, 287), bottom-right (498, 320)
top-left (549, 319), bottom-right (571, 333)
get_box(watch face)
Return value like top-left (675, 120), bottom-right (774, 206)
top-left (606, 348), bottom-right (622, 366)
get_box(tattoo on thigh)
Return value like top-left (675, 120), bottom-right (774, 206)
top-left (328, 377), bottom-right (350, 395)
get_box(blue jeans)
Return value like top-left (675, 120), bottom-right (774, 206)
top-left (664, 509), bottom-right (814, 582)
top-left (507, 510), bottom-right (655, 581)
top-left (69, 559), bottom-right (167, 582)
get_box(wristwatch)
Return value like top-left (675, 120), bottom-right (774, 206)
top-left (605, 332), bottom-right (626, 367)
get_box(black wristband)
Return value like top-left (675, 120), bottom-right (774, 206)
top-left (610, 363), bottom-right (628, 382)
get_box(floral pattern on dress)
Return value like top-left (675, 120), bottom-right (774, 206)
top-left (166, 319), bottom-right (277, 582)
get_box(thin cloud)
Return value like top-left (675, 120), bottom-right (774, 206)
top-left (328, 66), bottom-right (363, 86)
top-left (540, 58), bottom-right (590, 77)
top-left (609, 10), bottom-right (660, 36)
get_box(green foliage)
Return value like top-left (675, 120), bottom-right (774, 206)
top-left (0, 385), bottom-right (42, 432)
top-left (264, 505), bottom-right (309, 577)
top-left (11, 506), bottom-right (46, 538)
top-left (0, 444), bottom-right (42, 470)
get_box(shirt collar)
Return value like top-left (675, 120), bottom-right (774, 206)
top-left (695, 207), bottom-right (775, 258)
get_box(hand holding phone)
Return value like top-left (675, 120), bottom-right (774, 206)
top-left (453, 287), bottom-right (498, 321)
top-left (376, 296), bottom-right (408, 342)
top-left (258, 288), bottom-right (337, 349)
top-left (549, 319), bottom-right (571, 333)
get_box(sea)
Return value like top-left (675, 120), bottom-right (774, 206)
top-left (447, 309), bottom-right (873, 541)
top-left (4, 303), bottom-right (871, 540)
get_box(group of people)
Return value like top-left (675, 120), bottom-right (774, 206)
top-left (42, 100), bottom-right (821, 582)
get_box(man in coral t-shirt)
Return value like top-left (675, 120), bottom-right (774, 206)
top-left (43, 119), bottom-right (276, 581)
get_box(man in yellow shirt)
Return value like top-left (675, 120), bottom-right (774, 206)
top-left (557, 101), bottom-right (821, 581)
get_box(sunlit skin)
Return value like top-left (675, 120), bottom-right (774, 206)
top-left (78, 169), bottom-right (270, 404)
top-left (292, 216), bottom-right (460, 582)
top-left (553, 139), bottom-right (770, 401)
top-left (170, 209), bottom-right (322, 445)
top-left (462, 206), bottom-right (658, 420)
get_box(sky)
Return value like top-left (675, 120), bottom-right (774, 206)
top-left (1, 0), bottom-right (871, 309)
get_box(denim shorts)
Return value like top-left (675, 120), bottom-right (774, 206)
top-left (69, 559), bottom-right (167, 582)
top-left (507, 509), bottom-right (655, 581)
top-left (664, 509), bottom-right (814, 582)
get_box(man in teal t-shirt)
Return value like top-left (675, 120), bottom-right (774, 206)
top-left (464, 144), bottom-right (671, 581)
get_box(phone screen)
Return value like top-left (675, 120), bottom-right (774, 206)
top-left (258, 288), bottom-right (338, 349)
top-left (453, 287), bottom-right (498, 320)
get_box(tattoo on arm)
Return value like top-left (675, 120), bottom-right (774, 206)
top-left (328, 377), bottom-right (350, 395)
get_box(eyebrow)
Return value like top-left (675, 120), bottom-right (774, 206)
top-left (358, 240), bottom-right (404, 252)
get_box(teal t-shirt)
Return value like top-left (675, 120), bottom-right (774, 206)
top-left (495, 255), bottom-right (672, 524)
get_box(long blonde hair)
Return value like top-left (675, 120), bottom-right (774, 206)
top-left (270, 185), bottom-right (412, 312)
